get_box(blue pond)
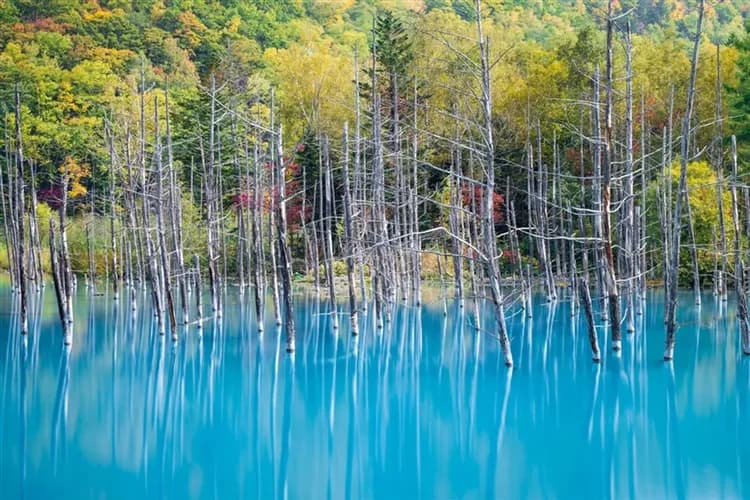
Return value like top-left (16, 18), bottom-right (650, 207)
top-left (0, 280), bottom-right (748, 499)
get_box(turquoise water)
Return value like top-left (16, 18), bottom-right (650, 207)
top-left (0, 281), bottom-right (748, 499)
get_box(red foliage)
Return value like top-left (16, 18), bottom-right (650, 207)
top-left (13, 19), bottom-right (70, 35)
top-left (461, 184), bottom-right (505, 223)
top-left (232, 159), bottom-right (310, 232)
top-left (501, 248), bottom-right (517, 263)
top-left (233, 191), bottom-right (254, 209)
top-left (38, 186), bottom-right (64, 210)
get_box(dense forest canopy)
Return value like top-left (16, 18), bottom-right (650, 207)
top-left (1, 0), bottom-right (749, 171)
top-left (1, 0), bottom-right (749, 278)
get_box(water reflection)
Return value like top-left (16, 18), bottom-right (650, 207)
top-left (0, 283), bottom-right (748, 499)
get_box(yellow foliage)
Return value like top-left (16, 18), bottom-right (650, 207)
top-left (311, 0), bottom-right (355, 9)
top-left (264, 33), bottom-right (354, 140)
top-left (83, 9), bottom-right (114, 22)
top-left (150, 1), bottom-right (166, 21)
top-left (227, 15), bottom-right (241, 34)
top-left (59, 157), bottom-right (90, 199)
top-left (177, 12), bottom-right (207, 48)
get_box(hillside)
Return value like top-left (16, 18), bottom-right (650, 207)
top-left (1, 1), bottom-right (747, 159)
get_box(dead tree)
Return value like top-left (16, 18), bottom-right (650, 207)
top-left (154, 97), bottom-right (178, 340)
top-left (251, 140), bottom-right (265, 331)
top-left (342, 124), bottom-right (359, 335)
top-left (49, 218), bottom-right (71, 344)
top-left (624, 23), bottom-right (636, 333)
top-left (13, 86), bottom-right (28, 334)
top-left (475, 0), bottom-right (513, 366)
top-left (106, 124), bottom-right (120, 299)
top-left (714, 46), bottom-right (728, 300)
top-left (165, 84), bottom-right (189, 325)
top-left (322, 136), bottom-right (339, 331)
top-left (274, 126), bottom-right (296, 353)
top-left (731, 137), bottom-right (750, 355)
top-left (664, 0), bottom-right (705, 360)
top-left (602, 0), bottom-right (622, 351)
top-left (28, 161), bottom-right (42, 292)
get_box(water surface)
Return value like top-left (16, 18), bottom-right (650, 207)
top-left (0, 281), bottom-right (748, 499)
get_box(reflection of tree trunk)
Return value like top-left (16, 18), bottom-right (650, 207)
top-left (51, 348), bottom-right (71, 472)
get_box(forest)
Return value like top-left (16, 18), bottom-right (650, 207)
top-left (1, 0), bottom-right (750, 364)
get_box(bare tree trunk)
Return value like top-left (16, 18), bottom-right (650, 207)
top-left (342, 123), bottom-right (359, 335)
top-left (638, 88), bottom-right (648, 306)
top-left (86, 221), bottom-right (95, 293)
top-left (49, 218), bottom-right (71, 344)
top-left (715, 46), bottom-right (728, 301)
top-left (353, 51), bottom-right (368, 312)
top-left (535, 124), bottom-right (556, 302)
top-left (475, 0), bottom-right (512, 366)
top-left (592, 67), bottom-right (607, 321)
top-left (28, 161), bottom-right (43, 292)
top-left (624, 24), bottom-right (636, 333)
top-left (106, 125), bottom-right (120, 300)
top-left (685, 187), bottom-right (702, 305)
top-left (14, 85), bottom-right (28, 334)
top-left (0, 139), bottom-right (14, 290)
top-left (251, 141), bottom-right (264, 332)
top-left (154, 97), bottom-right (178, 340)
top-left (371, 38), bottom-right (386, 328)
top-left (322, 136), bottom-right (339, 331)
top-left (194, 254), bottom-right (203, 326)
top-left (206, 75), bottom-right (221, 318)
top-left (580, 275), bottom-right (600, 362)
top-left (731, 137), bottom-right (750, 355)
top-left (665, 0), bottom-right (705, 360)
top-left (124, 129), bottom-right (144, 288)
top-left (438, 241), bottom-right (448, 316)
top-left (603, 0), bottom-right (622, 351)
top-left (274, 126), bottom-right (296, 353)
top-left (140, 63), bottom-right (163, 331)
top-left (165, 85), bottom-right (189, 325)
top-left (412, 85), bottom-right (422, 307)
top-left (267, 94), bottom-right (282, 327)
top-left (449, 145), bottom-right (464, 307)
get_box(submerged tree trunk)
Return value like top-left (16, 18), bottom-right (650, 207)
top-left (49, 218), bottom-right (71, 345)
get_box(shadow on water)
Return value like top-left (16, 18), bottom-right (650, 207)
top-left (0, 283), bottom-right (748, 499)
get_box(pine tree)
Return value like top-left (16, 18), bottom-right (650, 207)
top-left (729, 20), bottom-right (750, 163)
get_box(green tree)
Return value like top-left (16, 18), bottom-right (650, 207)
top-left (729, 20), bottom-right (750, 164)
